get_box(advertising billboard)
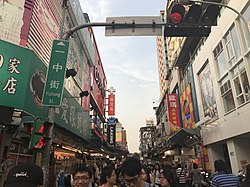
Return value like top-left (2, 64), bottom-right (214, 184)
top-left (180, 84), bottom-right (195, 128)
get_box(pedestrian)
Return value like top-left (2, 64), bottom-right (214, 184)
top-left (159, 166), bottom-right (176, 187)
top-left (100, 165), bottom-right (117, 187)
top-left (240, 164), bottom-right (250, 187)
top-left (154, 163), bottom-right (161, 187)
top-left (73, 165), bottom-right (93, 187)
top-left (189, 163), bottom-right (203, 187)
top-left (120, 157), bottom-right (149, 187)
top-left (64, 174), bottom-right (73, 187)
top-left (5, 163), bottom-right (44, 187)
top-left (211, 159), bottom-right (240, 187)
top-left (140, 166), bottom-right (151, 185)
top-left (148, 164), bottom-right (155, 187)
top-left (176, 164), bottom-right (186, 187)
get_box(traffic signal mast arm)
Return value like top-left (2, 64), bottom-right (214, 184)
top-left (62, 22), bottom-right (166, 40)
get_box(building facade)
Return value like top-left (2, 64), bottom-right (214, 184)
top-left (155, 0), bottom-right (250, 174)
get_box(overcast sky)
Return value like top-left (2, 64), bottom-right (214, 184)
top-left (80, 0), bottom-right (166, 153)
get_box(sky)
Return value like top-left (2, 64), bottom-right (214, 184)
top-left (79, 0), bottom-right (166, 153)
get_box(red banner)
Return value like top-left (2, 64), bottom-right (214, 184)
top-left (108, 93), bottom-right (115, 116)
top-left (167, 94), bottom-right (181, 132)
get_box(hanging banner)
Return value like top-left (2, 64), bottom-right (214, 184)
top-left (167, 94), bottom-right (181, 132)
top-left (180, 84), bottom-right (195, 128)
top-left (107, 125), bottom-right (116, 146)
top-left (108, 92), bottom-right (115, 116)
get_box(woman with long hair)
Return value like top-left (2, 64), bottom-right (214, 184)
top-left (140, 166), bottom-right (151, 185)
top-left (160, 166), bottom-right (176, 187)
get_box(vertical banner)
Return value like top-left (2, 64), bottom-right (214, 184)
top-left (107, 125), bottom-right (116, 146)
top-left (180, 84), bottom-right (195, 128)
top-left (108, 92), bottom-right (115, 116)
top-left (167, 94), bottom-right (181, 132)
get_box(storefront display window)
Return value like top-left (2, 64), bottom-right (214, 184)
top-left (8, 141), bottom-right (33, 165)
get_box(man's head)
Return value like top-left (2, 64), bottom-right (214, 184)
top-left (120, 157), bottom-right (142, 187)
top-left (5, 163), bottom-right (44, 187)
top-left (73, 165), bottom-right (92, 187)
top-left (214, 159), bottom-right (228, 172)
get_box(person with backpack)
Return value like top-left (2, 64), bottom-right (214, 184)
top-left (189, 163), bottom-right (204, 187)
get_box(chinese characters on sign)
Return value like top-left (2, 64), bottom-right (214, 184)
top-left (0, 54), bottom-right (21, 95)
top-left (167, 94), bottom-right (181, 132)
top-left (108, 88), bottom-right (115, 116)
top-left (54, 90), bottom-right (91, 139)
top-left (42, 40), bottom-right (69, 106)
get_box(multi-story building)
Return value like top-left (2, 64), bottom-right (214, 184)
top-left (190, 0), bottom-right (250, 174)
top-left (155, 0), bottom-right (250, 174)
top-left (157, 10), bottom-right (169, 100)
top-left (0, 0), bottom-right (110, 185)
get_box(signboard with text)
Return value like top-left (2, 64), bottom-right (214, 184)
top-left (108, 92), bottom-right (115, 116)
top-left (42, 40), bottom-right (69, 106)
top-left (107, 125), bottom-right (116, 146)
top-left (0, 39), bottom-right (91, 141)
top-left (167, 94), bottom-right (181, 132)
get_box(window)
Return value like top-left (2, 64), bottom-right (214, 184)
top-left (232, 62), bottom-right (250, 105)
top-left (224, 26), bottom-right (242, 67)
top-left (242, 5), bottom-right (250, 48)
top-left (220, 77), bottom-right (235, 112)
top-left (214, 41), bottom-right (227, 78)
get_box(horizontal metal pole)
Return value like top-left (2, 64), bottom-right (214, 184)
top-left (62, 22), bottom-right (165, 40)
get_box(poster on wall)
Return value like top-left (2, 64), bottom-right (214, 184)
top-left (199, 64), bottom-right (218, 119)
top-left (180, 84), bottom-right (195, 128)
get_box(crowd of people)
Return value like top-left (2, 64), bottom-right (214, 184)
top-left (3, 156), bottom-right (250, 187)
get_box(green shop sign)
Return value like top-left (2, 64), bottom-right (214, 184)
top-left (0, 40), bottom-right (91, 140)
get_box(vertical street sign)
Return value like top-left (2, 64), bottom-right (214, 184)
top-left (42, 39), bottom-right (69, 106)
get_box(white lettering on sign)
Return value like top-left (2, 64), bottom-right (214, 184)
top-left (52, 63), bottom-right (63, 72)
top-left (169, 95), bottom-right (176, 101)
top-left (170, 102), bottom-right (177, 108)
top-left (0, 54), bottom-right (3, 68)
top-left (0, 54), bottom-right (21, 94)
top-left (2, 76), bottom-right (17, 94)
top-left (70, 105), bottom-right (76, 128)
top-left (49, 80), bottom-right (60, 89)
top-left (45, 92), bottom-right (61, 98)
top-left (94, 66), bottom-right (106, 98)
top-left (8, 58), bottom-right (21, 74)
top-left (61, 98), bottom-right (68, 124)
top-left (110, 126), bottom-right (114, 144)
top-left (55, 50), bottom-right (65, 54)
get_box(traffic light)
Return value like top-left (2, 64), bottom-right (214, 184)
top-left (165, 3), bottom-right (220, 37)
top-left (29, 119), bottom-right (52, 151)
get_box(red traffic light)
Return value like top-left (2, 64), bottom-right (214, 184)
top-left (169, 4), bottom-right (185, 24)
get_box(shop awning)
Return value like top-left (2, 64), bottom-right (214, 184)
top-left (169, 128), bottom-right (201, 147)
